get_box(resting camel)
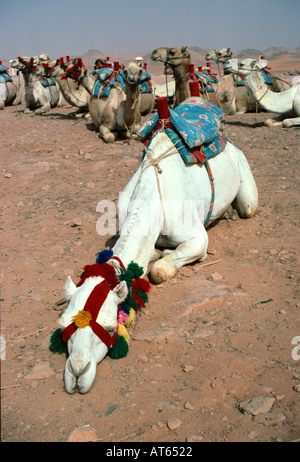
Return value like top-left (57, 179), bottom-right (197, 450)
top-left (206, 48), bottom-right (290, 92)
top-left (224, 58), bottom-right (300, 127)
top-left (10, 56), bottom-right (62, 115)
top-left (35, 59), bottom-right (90, 117)
top-left (52, 96), bottom-right (258, 393)
top-left (0, 64), bottom-right (21, 109)
top-left (63, 58), bottom-right (155, 142)
top-left (151, 46), bottom-right (253, 113)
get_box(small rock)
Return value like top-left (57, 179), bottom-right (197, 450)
top-left (238, 396), bottom-right (275, 416)
top-left (167, 417), bottom-right (183, 431)
top-left (4, 172), bottom-right (12, 178)
top-left (186, 435), bottom-right (203, 442)
top-left (184, 402), bottom-right (194, 410)
top-left (157, 402), bottom-right (177, 410)
top-left (183, 365), bottom-right (194, 373)
top-left (293, 384), bottom-right (300, 393)
top-left (247, 431), bottom-right (257, 439)
top-left (254, 412), bottom-right (286, 427)
top-left (211, 272), bottom-right (223, 282)
top-left (67, 426), bottom-right (97, 442)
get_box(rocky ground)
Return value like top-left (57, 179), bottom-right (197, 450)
top-left (0, 97), bottom-right (299, 443)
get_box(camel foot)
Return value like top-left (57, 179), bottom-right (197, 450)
top-left (101, 133), bottom-right (115, 143)
top-left (149, 261), bottom-right (178, 285)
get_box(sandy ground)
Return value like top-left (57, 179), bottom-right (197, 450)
top-left (0, 90), bottom-right (299, 443)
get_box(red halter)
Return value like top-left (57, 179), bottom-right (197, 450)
top-left (62, 259), bottom-right (124, 348)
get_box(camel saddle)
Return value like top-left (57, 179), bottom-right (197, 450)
top-left (92, 67), bottom-right (126, 98)
top-left (38, 75), bottom-right (56, 88)
top-left (139, 69), bottom-right (153, 94)
top-left (0, 65), bottom-right (12, 83)
top-left (139, 97), bottom-right (227, 164)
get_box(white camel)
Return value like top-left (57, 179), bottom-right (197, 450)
top-left (63, 58), bottom-right (155, 142)
top-left (55, 96), bottom-right (258, 393)
top-left (224, 58), bottom-right (300, 127)
top-left (10, 56), bottom-right (62, 115)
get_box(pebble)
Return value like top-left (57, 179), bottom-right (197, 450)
top-left (254, 412), bottom-right (286, 427)
top-left (167, 417), bottom-right (183, 431)
top-left (238, 396), bottom-right (275, 416)
top-left (67, 426), bottom-right (97, 442)
top-left (293, 384), bottom-right (300, 393)
top-left (186, 435), bottom-right (203, 442)
top-left (247, 431), bottom-right (257, 439)
top-left (183, 365), bottom-right (194, 373)
top-left (184, 402), bottom-right (194, 410)
top-left (211, 272), bottom-right (223, 282)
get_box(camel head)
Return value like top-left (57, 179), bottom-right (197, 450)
top-left (205, 48), bottom-right (232, 63)
top-left (123, 61), bottom-right (143, 86)
top-left (151, 46), bottom-right (190, 70)
top-left (9, 56), bottom-right (37, 74)
top-left (56, 274), bottom-right (128, 393)
top-left (62, 57), bottom-right (86, 83)
top-left (224, 58), bottom-right (268, 77)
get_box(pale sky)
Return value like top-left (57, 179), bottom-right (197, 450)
top-left (1, 0), bottom-right (299, 60)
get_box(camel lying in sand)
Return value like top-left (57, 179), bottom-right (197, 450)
top-left (63, 58), bottom-right (155, 142)
top-left (10, 56), bottom-right (62, 115)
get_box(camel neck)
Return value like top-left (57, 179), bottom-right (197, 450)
top-left (80, 71), bottom-right (96, 94)
top-left (245, 70), bottom-right (295, 113)
top-left (123, 82), bottom-right (140, 128)
top-left (173, 65), bottom-right (189, 105)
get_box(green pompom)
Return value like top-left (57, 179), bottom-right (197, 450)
top-left (109, 334), bottom-right (129, 359)
top-left (49, 328), bottom-right (67, 354)
top-left (119, 262), bottom-right (144, 288)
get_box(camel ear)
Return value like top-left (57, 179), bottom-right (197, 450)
top-left (182, 46), bottom-right (189, 56)
top-left (64, 275), bottom-right (77, 300)
top-left (113, 281), bottom-right (128, 304)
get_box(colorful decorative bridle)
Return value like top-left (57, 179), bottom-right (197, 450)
top-left (50, 249), bottom-right (151, 359)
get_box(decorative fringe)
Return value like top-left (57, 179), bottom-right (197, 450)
top-left (109, 334), bottom-right (129, 359)
top-left (72, 310), bottom-right (92, 328)
top-left (124, 308), bottom-right (136, 328)
top-left (95, 248), bottom-right (113, 264)
top-left (50, 249), bottom-right (151, 360)
top-left (49, 328), bottom-right (67, 354)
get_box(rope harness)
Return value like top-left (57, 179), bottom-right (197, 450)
top-left (131, 118), bottom-right (215, 228)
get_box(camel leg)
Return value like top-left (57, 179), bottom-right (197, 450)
top-left (0, 100), bottom-right (4, 110)
top-left (232, 151), bottom-right (258, 218)
top-left (149, 226), bottom-right (208, 284)
top-left (99, 125), bottom-right (115, 143)
top-left (282, 116), bottom-right (300, 128)
top-left (35, 102), bottom-right (51, 115)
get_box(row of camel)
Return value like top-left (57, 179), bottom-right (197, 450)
top-left (2, 48), bottom-right (298, 392)
top-left (3, 46), bottom-right (300, 135)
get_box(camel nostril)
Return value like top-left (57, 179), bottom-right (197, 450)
top-left (69, 357), bottom-right (91, 377)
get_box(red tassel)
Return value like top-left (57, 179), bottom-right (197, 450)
top-left (132, 294), bottom-right (145, 308)
top-left (132, 278), bottom-right (151, 294)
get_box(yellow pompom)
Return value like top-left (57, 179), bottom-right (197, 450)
top-left (124, 308), bottom-right (136, 328)
top-left (72, 310), bottom-right (92, 328)
top-left (118, 324), bottom-right (130, 343)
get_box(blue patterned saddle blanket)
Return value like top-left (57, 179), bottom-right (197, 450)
top-left (38, 76), bottom-right (56, 87)
top-left (92, 68), bottom-right (126, 97)
top-left (140, 69), bottom-right (153, 94)
top-left (187, 72), bottom-right (218, 93)
top-left (139, 97), bottom-right (227, 164)
top-left (0, 74), bottom-right (12, 83)
top-left (0, 65), bottom-right (13, 83)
